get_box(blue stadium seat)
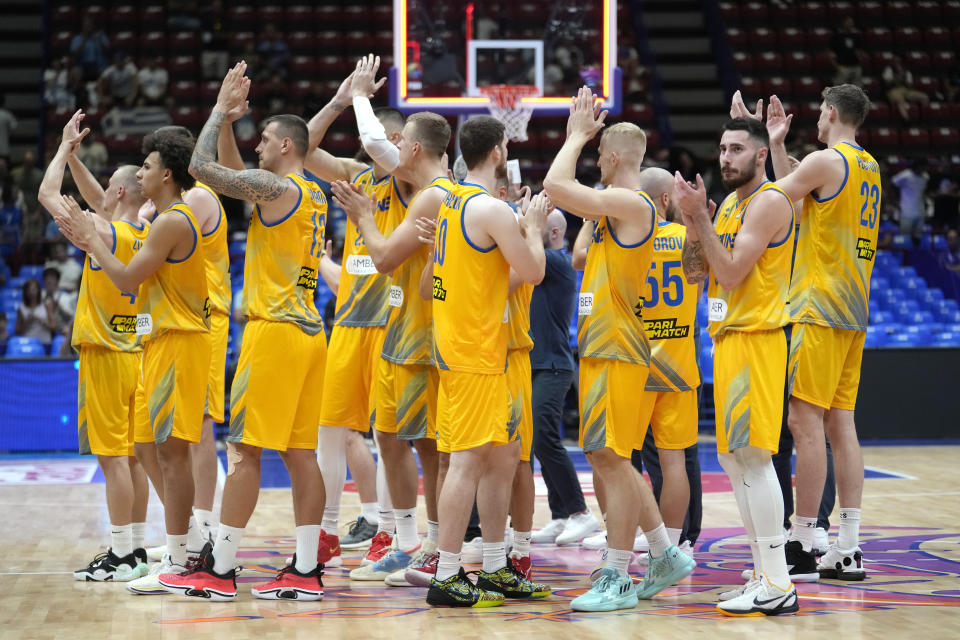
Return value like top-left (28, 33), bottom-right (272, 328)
top-left (1, 299), bottom-right (17, 318)
top-left (921, 288), bottom-right (945, 304)
top-left (901, 277), bottom-right (927, 294)
top-left (869, 310), bottom-right (891, 325)
top-left (228, 240), bottom-right (246, 258)
top-left (898, 266), bottom-right (918, 279)
top-left (1, 287), bottom-right (20, 303)
top-left (918, 233), bottom-right (933, 249)
top-left (891, 234), bottom-right (912, 250)
top-left (18, 265), bottom-right (44, 281)
top-left (874, 289), bottom-right (899, 310)
top-left (49, 334), bottom-right (66, 356)
top-left (874, 251), bottom-right (899, 271)
top-left (903, 324), bottom-right (934, 343)
top-left (865, 326), bottom-right (890, 348)
top-left (931, 332), bottom-right (960, 347)
top-left (937, 308), bottom-right (960, 324)
top-left (5, 336), bottom-right (46, 358)
top-left (887, 333), bottom-right (923, 348)
top-left (869, 276), bottom-right (889, 293)
top-left (932, 235), bottom-right (948, 251)
top-left (6, 276), bottom-right (25, 289)
top-left (907, 311), bottom-right (935, 325)
top-left (943, 323), bottom-right (960, 334)
top-left (938, 298), bottom-right (959, 312)
top-left (699, 346), bottom-right (713, 384)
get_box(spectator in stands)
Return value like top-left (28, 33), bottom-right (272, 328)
top-left (70, 16), bottom-right (110, 82)
top-left (892, 158), bottom-right (929, 241)
top-left (830, 17), bottom-right (864, 86)
top-left (75, 130), bottom-right (109, 176)
top-left (43, 57), bottom-right (74, 110)
top-left (200, 0), bottom-right (229, 80)
top-left (15, 278), bottom-right (55, 346)
top-left (136, 57), bottom-right (169, 107)
top-left (11, 151), bottom-right (43, 215)
top-left (44, 241), bottom-right (82, 293)
top-left (41, 267), bottom-right (75, 329)
top-left (0, 94), bottom-right (16, 164)
top-left (932, 175), bottom-right (959, 231)
top-left (0, 311), bottom-right (9, 351)
top-left (883, 55), bottom-right (929, 122)
top-left (98, 52), bottom-right (139, 110)
top-left (940, 229), bottom-right (960, 273)
top-left (257, 24), bottom-right (290, 79)
top-left (65, 58), bottom-right (89, 110)
top-left (0, 179), bottom-right (22, 246)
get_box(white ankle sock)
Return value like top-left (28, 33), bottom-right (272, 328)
top-left (395, 508), bottom-right (419, 551)
top-left (606, 548), bottom-right (633, 576)
top-left (193, 508), bottom-right (216, 536)
top-left (482, 542), bottom-right (506, 573)
top-left (666, 527), bottom-right (682, 546)
top-left (360, 502), bottom-right (379, 524)
top-left (513, 531), bottom-right (531, 557)
top-left (317, 426), bottom-right (348, 532)
top-left (131, 522), bottom-right (146, 551)
top-left (436, 550), bottom-right (461, 581)
top-left (377, 507), bottom-right (396, 535)
top-left (212, 524), bottom-right (244, 574)
top-left (837, 508), bottom-right (861, 550)
top-left (790, 515), bottom-right (818, 551)
top-left (186, 516), bottom-right (205, 552)
top-left (758, 535), bottom-right (791, 587)
top-left (427, 520), bottom-right (439, 543)
top-left (110, 524), bottom-right (133, 558)
top-left (167, 534), bottom-right (188, 567)
top-left (295, 525), bottom-right (322, 573)
top-left (645, 524), bottom-right (670, 558)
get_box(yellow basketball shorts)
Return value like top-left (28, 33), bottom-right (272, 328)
top-left (788, 322), bottom-right (865, 411)
top-left (374, 358), bottom-right (438, 441)
top-left (507, 349), bottom-right (533, 462)
top-left (204, 310), bottom-right (229, 423)
top-left (136, 330), bottom-right (212, 445)
top-left (578, 357), bottom-right (650, 459)
top-left (636, 388), bottom-right (699, 450)
top-left (77, 346), bottom-right (140, 457)
top-left (318, 325), bottom-right (386, 432)
top-left (436, 369), bottom-right (510, 454)
top-left (713, 329), bottom-right (787, 454)
top-left (228, 320), bottom-right (327, 451)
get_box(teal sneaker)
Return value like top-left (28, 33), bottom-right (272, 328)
top-left (634, 544), bottom-right (696, 599)
top-left (570, 568), bottom-right (638, 612)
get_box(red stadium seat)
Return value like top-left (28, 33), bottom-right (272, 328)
top-left (173, 106), bottom-right (203, 129)
top-left (900, 128), bottom-right (929, 151)
top-left (141, 32), bottom-right (168, 54)
top-left (931, 128), bottom-right (960, 149)
top-left (855, 1), bottom-right (884, 27)
top-left (784, 52), bottom-right (812, 74)
top-left (740, 2), bottom-right (768, 25)
top-left (111, 32), bottom-right (136, 56)
top-left (170, 32), bottom-right (199, 54)
top-left (110, 5), bottom-right (138, 31)
top-left (904, 51), bottom-right (931, 72)
top-left (229, 32), bottom-right (255, 53)
top-left (867, 102), bottom-right (891, 126)
top-left (622, 103), bottom-right (653, 125)
top-left (316, 6), bottom-right (343, 30)
top-left (885, 1), bottom-right (913, 24)
top-left (870, 127), bottom-right (899, 149)
top-left (893, 27), bottom-right (922, 50)
top-left (793, 77), bottom-right (821, 100)
top-left (931, 52), bottom-right (955, 71)
top-left (826, 2), bottom-right (855, 19)
top-left (105, 133), bottom-right (141, 154)
top-left (751, 28), bottom-right (776, 49)
top-left (732, 52), bottom-right (752, 73)
top-left (139, 5), bottom-right (165, 24)
top-left (864, 28), bottom-right (892, 50)
top-left (372, 5), bottom-right (392, 29)
top-left (738, 77), bottom-right (761, 97)
top-left (290, 80), bottom-right (313, 99)
top-left (763, 77), bottom-right (792, 98)
top-left (922, 102), bottom-right (949, 125)
top-left (797, 2), bottom-right (827, 27)
top-left (168, 56), bottom-right (198, 80)
top-left (914, 1), bottom-right (943, 26)
top-left (257, 6), bottom-right (284, 27)
top-left (201, 81), bottom-right (221, 102)
top-left (226, 6), bottom-right (256, 32)
top-left (915, 76), bottom-right (940, 94)
top-left (51, 5), bottom-right (78, 29)
top-left (725, 28), bottom-right (748, 49)
top-left (870, 52), bottom-right (896, 73)
top-left (343, 31), bottom-right (369, 56)
top-left (805, 28), bottom-right (831, 48)
top-left (812, 52), bottom-right (835, 73)
top-left (946, 1), bottom-right (960, 21)
top-left (718, 2), bottom-right (739, 25)
top-left (288, 32), bottom-right (315, 56)
top-left (778, 28), bottom-right (805, 48)
top-left (754, 52), bottom-right (782, 72)
top-left (290, 56), bottom-right (317, 76)
top-left (169, 81), bottom-right (198, 102)
top-left (285, 6), bottom-right (316, 29)
top-left (316, 31), bottom-right (346, 53)
top-left (924, 27), bottom-right (952, 47)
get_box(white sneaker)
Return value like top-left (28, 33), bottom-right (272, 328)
top-left (817, 545), bottom-right (866, 581)
top-left (127, 556), bottom-right (185, 595)
top-left (460, 537), bottom-right (483, 563)
top-left (146, 545), bottom-right (166, 562)
top-left (581, 532), bottom-right (608, 550)
top-left (740, 567), bottom-right (757, 582)
top-left (385, 539), bottom-right (437, 587)
top-left (633, 532), bottom-right (649, 552)
top-left (718, 576), bottom-right (761, 601)
top-left (716, 575), bottom-right (799, 616)
top-left (678, 540), bottom-right (694, 559)
top-left (813, 527), bottom-right (829, 556)
top-left (555, 512), bottom-right (600, 546)
top-left (530, 519), bottom-right (566, 544)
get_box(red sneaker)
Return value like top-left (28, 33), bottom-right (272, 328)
top-left (252, 558), bottom-right (324, 601)
top-left (508, 551), bottom-right (532, 580)
top-left (362, 531), bottom-right (394, 566)
top-left (159, 543), bottom-right (237, 601)
top-left (404, 551), bottom-right (439, 587)
top-left (318, 530), bottom-right (342, 567)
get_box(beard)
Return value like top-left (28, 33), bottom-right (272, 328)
top-left (721, 156), bottom-right (758, 191)
top-left (663, 200), bottom-right (681, 223)
top-left (494, 156), bottom-right (508, 181)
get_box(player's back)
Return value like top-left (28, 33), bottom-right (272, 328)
top-left (194, 181), bottom-right (232, 317)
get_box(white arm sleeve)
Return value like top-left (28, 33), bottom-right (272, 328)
top-left (353, 96), bottom-right (399, 172)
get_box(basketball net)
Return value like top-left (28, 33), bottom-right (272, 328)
top-left (479, 85), bottom-right (540, 142)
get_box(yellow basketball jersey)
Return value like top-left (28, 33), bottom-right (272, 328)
top-left (382, 176), bottom-right (453, 366)
top-left (708, 182), bottom-right (794, 338)
top-left (142, 203), bottom-right (211, 336)
top-left (506, 282), bottom-right (534, 353)
top-left (790, 142), bottom-right (881, 331)
top-left (72, 219), bottom-right (150, 351)
top-left (334, 170), bottom-right (406, 327)
top-left (241, 173), bottom-right (326, 335)
top-left (432, 182), bottom-right (510, 374)
top-left (577, 191), bottom-right (658, 365)
top-left (643, 221), bottom-right (700, 391)
top-left (194, 182), bottom-right (232, 316)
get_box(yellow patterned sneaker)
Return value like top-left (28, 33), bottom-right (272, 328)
top-left (426, 568), bottom-right (505, 607)
top-left (474, 556), bottom-right (551, 599)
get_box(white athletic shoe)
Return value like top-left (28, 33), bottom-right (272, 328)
top-left (817, 545), bottom-right (866, 581)
top-left (530, 519), bottom-right (567, 544)
top-left (678, 540), bottom-right (694, 559)
top-left (555, 511), bottom-right (600, 546)
top-left (581, 532), bottom-right (608, 550)
top-left (633, 532), bottom-right (649, 552)
top-left (740, 568), bottom-right (757, 582)
top-left (460, 537), bottom-right (483, 563)
top-left (385, 539), bottom-right (437, 587)
top-left (718, 576), bottom-right (762, 601)
top-left (813, 527), bottom-right (829, 556)
top-left (127, 556), bottom-right (185, 595)
top-left (716, 575), bottom-right (799, 616)
top-left (146, 545), bottom-right (166, 563)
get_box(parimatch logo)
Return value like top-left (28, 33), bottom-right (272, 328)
top-left (857, 238), bottom-right (875, 261)
top-left (109, 315), bottom-right (138, 333)
top-left (644, 318), bottom-right (690, 339)
top-left (297, 266), bottom-right (318, 290)
top-left (432, 276), bottom-right (447, 301)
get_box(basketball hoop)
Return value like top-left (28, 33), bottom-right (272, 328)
top-left (479, 84), bottom-right (540, 142)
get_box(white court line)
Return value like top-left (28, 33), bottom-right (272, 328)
top-left (0, 571), bottom-right (74, 575)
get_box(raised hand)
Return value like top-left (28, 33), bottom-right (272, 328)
top-left (520, 191), bottom-right (550, 238)
top-left (673, 173), bottom-right (711, 224)
top-left (330, 180), bottom-right (376, 225)
top-left (765, 94), bottom-right (793, 146)
top-left (225, 100), bottom-right (250, 123)
top-left (58, 194), bottom-right (96, 252)
top-left (515, 185), bottom-right (532, 214)
top-left (730, 90), bottom-right (763, 121)
top-left (351, 54), bottom-right (387, 99)
top-left (215, 61), bottom-right (251, 113)
top-left (332, 71), bottom-right (356, 108)
top-left (62, 109), bottom-right (90, 151)
top-left (566, 86), bottom-right (608, 142)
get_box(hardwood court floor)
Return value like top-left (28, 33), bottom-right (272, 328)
top-left (1, 444), bottom-right (959, 639)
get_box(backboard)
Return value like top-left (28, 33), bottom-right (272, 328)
top-left (390, 0), bottom-right (620, 116)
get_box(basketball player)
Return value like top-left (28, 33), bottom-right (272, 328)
top-left (40, 111), bottom-right (150, 581)
top-left (58, 132), bottom-right (212, 593)
top-left (329, 111), bottom-right (453, 585)
top-left (305, 55), bottom-right (409, 561)
top-left (675, 117), bottom-right (798, 616)
top-left (156, 63), bottom-right (329, 601)
top-left (425, 116), bottom-right (551, 607)
top-left (761, 87), bottom-right (878, 581)
top-left (543, 87), bottom-right (695, 612)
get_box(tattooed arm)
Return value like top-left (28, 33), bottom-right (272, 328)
top-left (681, 226), bottom-right (709, 284)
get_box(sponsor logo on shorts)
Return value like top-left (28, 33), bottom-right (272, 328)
top-left (857, 238), bottom-right (875, 261)
top-left (109, 314), bottom-right (138, 333)
top-left (297, 266), bottom-right (318, 290)
top-left (644, 317), bottom-right (690, 339)
top-left (432, 276), bottom-right (447, 301)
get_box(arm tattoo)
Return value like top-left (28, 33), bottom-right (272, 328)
top-left (190, 109), bottom-right (288, 203)
top-left (682, 239), bottom-right (709, 283)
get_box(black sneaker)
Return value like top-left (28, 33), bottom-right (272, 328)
top-left (341, 516), bottom-right (378, 549)
top-left (426, 568), bottom-right (505, 607)
top-left (73, 548), bottom-right (140, 582)
top-left (474, 557), bottom-right (551, 599)
top-left (785, 540), bottom-right (820, 582)
top-left (134, 548), bottom-right (148, 565)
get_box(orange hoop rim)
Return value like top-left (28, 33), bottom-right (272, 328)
top-left (478, 84), bottom-right (541, 108)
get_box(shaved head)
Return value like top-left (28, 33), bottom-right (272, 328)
top-left (542, 209), bottom-right (567, 249)
top-left (638, 166), bottom-right (680, 222)
top-left (113, 165), bottom-right (140, 192)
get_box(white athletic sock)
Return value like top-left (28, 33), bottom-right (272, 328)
top-left (193, 508), bottom-right (216, 537)
top-left (376, 455), bottom-right (394, 534)
top-left (719, 452), bottom-right (762, 573)
top-left (645, 523), bottom-right (671, 558)
top-left (790, 515), bottom-right (818, 551)
top-left (131, 522), bottom-right (147, 551)
top-left (482, 542), bottom-right (506, 573)
top-left (758, 535), bottom-right (791, 587)
top-left (186, 516), bottom-right (205, 552)
top-left (395, 507), bottom-right (419, 551)
top-left (436, 550), bottom-right (461, 581)
top-left (736, 447), bottom-right (789, 584)
top-left (167, 534), bottom-right (189, 567)
top-left (512, 531), bottom-right (531, 557)
top-left (359, 502), bottom-right (378, 524)
top-left (317, 426), bottom-right (348, 532)
top-left (666, 527), bottom-right (683, 547)
top-left (212, 524), bottom-right (244, 575)
top-left (378, 507), bottom-right (396, 535)
top-left (294, 525), bottom-right (322, 573)
top-left (110, 523), bottom-right (133, 558)
top-left (427, 520), bottom-right (439, 544)
top-left (837, 507), bottom-right (861, 550)
top-left (606, 548), bottom-right (633, 576)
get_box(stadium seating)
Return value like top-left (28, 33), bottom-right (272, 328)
top-left (5, 337), bottom-right (46, 359)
